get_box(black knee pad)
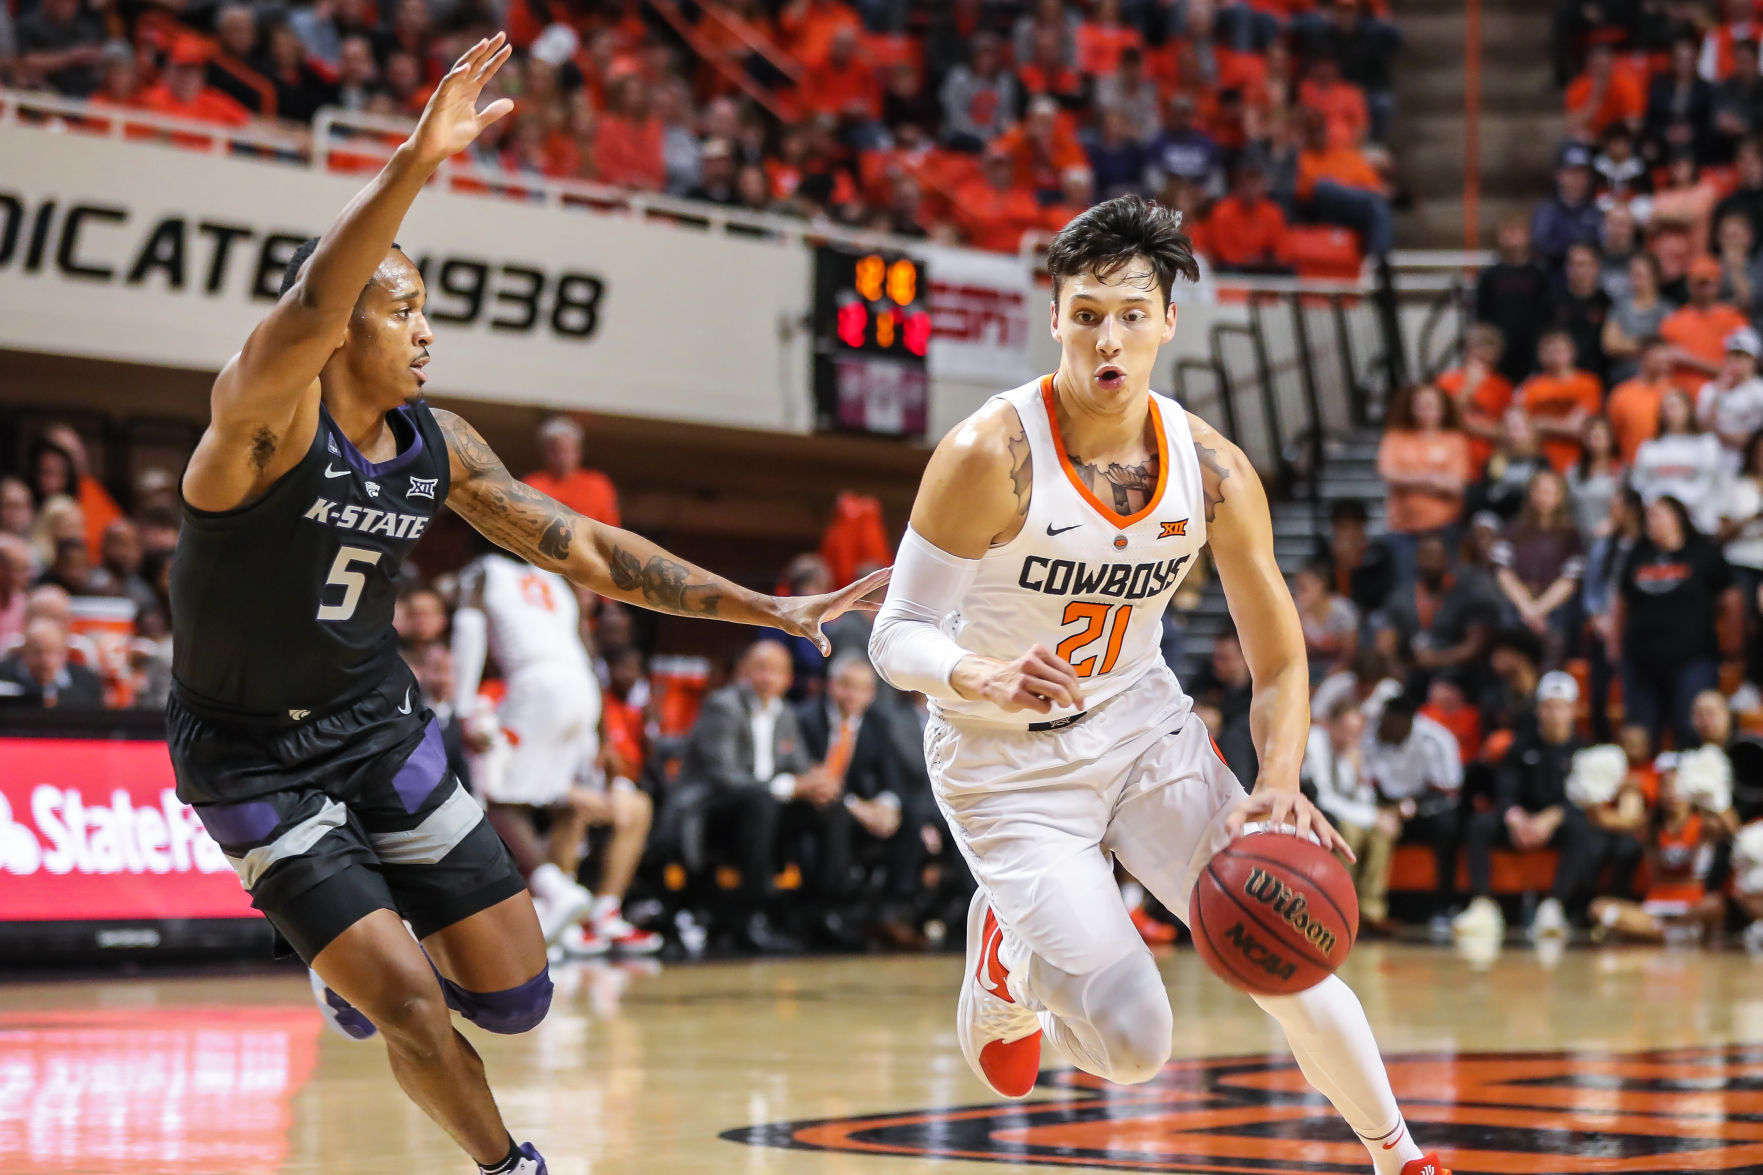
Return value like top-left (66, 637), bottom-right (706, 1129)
top-left (440, 969), bottom-right (553, 1035)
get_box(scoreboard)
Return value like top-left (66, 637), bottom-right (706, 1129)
top-left (811, 244), bottom-right (930, 437)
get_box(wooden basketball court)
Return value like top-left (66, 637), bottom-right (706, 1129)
top-left (4, 943), bottom-right (1763, 1175)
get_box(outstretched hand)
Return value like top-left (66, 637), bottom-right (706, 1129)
top-left (409, 33), bottom-right (515, 166)
top-left (774, 567), bottom-right (892, 656)
top-left (1225, 787), bottom-right (1356, 862)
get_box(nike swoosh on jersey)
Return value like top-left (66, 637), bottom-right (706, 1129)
top-left (324, 465), bottom-right (351, 478)
top-left (1046, 523), bottom-right (1082, 536)
top-left (397, 687), bottom-right (412, 715)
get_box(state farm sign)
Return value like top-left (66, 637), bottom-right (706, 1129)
top-left (0, 737), bottom-right (256, 922)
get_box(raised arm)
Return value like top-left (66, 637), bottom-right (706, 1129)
top-left (434, 410), bottom-right (884, 654)
top-left (182, 35), bottom-right (514, 513)
top-left (1195, 412), bottom-right (1352, 857)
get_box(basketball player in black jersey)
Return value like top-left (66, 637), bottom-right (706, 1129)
top-left (164, 35), bottom-right (886, 1175)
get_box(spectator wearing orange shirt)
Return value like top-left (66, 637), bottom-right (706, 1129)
top-left (1075, 0), bottom-right (1144, 77)
top-left (1565, 43), bottom-right (1644, 140)
top-left (522, 417), bottom-right (622, 528)
top-left (1204, 160), bottom-right (1291, 274)
top-left (798, 27), bottom-right (881, 126)
top-left (1518, 329), bottom-right (1605, 473)
top-left (1295, 107), bottom-right (1392, 256)
top-left (1605, 337), bottom-right (1675, 464)
top-left (139, 42), bottom-right (252, 146)
top-left (1661, 256), bottom-right (1751, 394)
top-left (1018, 23), bottom-right (1087, 112)
top-left (1378, 384), bottom-right (1473, 588)
top-left (776, 0), bottom-right (861, 69)
top-left (1298, 53), bottom-right (1369, 148)
top-left (1039, 165), bottom-right (1097, 234)
top-left (594, 74), bottom-right (666, 192)
top-left (955, 147), bottom-right (1045, 253)
top-left (1434, 323), bottom-right (1514, 474)
top-left (994, 96), bottom-right (1088, 201)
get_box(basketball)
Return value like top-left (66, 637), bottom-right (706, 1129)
top-left (1190, 829), bottom-right (1359, 995)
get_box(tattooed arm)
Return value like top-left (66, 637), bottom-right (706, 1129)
top-left (435, 409), bottom-right (886, 652)
top-left (1193, 413), bottom-right (1352, 856)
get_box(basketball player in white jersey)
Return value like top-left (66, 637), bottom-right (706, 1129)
top-left (869, 196), bottom-right (1447, 1175)
top-left (453, 548), bottom-right (661, 956)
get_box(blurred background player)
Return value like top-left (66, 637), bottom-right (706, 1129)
top-left (454, 544), bottom-right (661, 958)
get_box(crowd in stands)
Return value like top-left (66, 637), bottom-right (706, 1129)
top-left (2, 0), bottom-right (1403, 267)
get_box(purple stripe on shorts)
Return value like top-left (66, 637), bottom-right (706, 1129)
top-left (391, 719), bottom-right (446, 814)
top-left (197, 800), bottom-right (280, 847)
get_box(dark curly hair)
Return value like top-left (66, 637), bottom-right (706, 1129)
top-left (1044, 194), bottom-right (1199, 310)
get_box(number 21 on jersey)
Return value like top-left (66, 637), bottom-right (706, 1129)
top-left (1056, 602), bottom-right (1132, 677)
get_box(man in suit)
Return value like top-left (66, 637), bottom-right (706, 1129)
top-left (0, 617), bottom-right (104, 709)
top-left (679, 639), bottom-right (850, 952)
top-left (797, 653), bottom-right (923, 947)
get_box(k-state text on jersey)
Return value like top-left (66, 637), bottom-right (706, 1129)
top-left (302, 496), bottom-right (432, 540)
top-left (1016, 554), bottom-right (1192, 600)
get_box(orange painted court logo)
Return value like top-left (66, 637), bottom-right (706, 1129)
top-left (1159, 520), bottom-right (1188, 539)
top-left (725, 1046), bottom-right (1763, 1172)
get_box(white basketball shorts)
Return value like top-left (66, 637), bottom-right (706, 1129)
top-left (476, 663), bottom-right (601, 807)
top-left (926, 665), bottom-right (1246, 977)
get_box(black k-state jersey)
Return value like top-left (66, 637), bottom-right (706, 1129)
top-left (169, 400), bottom-right (451, 722)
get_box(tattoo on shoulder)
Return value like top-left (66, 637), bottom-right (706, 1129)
top-left (434, 407), bottom-right (577, 565)
top-left (1195, 439), bottom-right (1231, 523)
top-left (249, 427), bottom-right (277, 474)
top-left (607, 546), bottom-right (722, 617)
top-left (1006, 426), bottom-right (1032, 517)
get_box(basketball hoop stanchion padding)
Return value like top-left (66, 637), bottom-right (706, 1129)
top-left (1190, 826), bottom-right (1358, 995)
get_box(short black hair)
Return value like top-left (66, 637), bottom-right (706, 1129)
top-left (1045, 194), bottom-right (1199, 310)
top-left (1330, 498), bottom-right (1369, 525)
top-left (279, 237), bottom-right (405, 297)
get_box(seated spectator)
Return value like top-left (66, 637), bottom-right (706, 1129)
top-left (1039, 165), bottom-right (1097, 233)
top-left (31, 424), bottom-right (121, 566)
top-left (1493, 470), bottom-right (1585, 664)
top-left (1654, 153), bottom-right (1723, 258)
top-left (796, 654), bottom-right (919, 948)
top-left (260, 19), bottom-right (337, 125)
top-left (1455, 671), bottom-right (1603, 938)
top-left (1377, 533), bottom-right (1502, 695)
top-left (37, 537), bottom-right (93, 596)
top-left (208, 3), bottom-right (263, 113)
top-left (1643, 36), bottom-right (1714, 165)
top-left (1475, 217), bottom-right (1552, 386)
top-left (1316, 0), bottom-right (1402, 143)
top-left (938, 32), bottom-right (1018, 153)
top-left (955, 146), bottom-right (1044, 252)
top-left (1719, 432), bottom-right (1763, 685)
top-left (1076, 0), bottom-right (1143, 78)
top-left (768, 554), bottom-right (837, 701)
top-left (1697, 327), bottom-right (1763, 469)
top-left (1362, 693), bottom-right (1464, 926)
top-left (1093, 46), bottom-right (1161, 143)
top-left (16, 0), bottom-right (105, 98)
top-left (0, 617), bottom-right (103, 709)
top-left (1294, 107), bottom-right (1392, 258)
top-left (1302, 698), bottom-right (1394, 932)
top-left (1714, 138), bottom-right (1763, 250)
top-left (1531, 143), bottom-right (1602, 270)
top-left (0, 479), bottom-right (32, 548)
top-left (1604, 254), bottom-right (1674, 387)
top-left (1312, 646), bottom-right (1405, 728)
top-left (594, 74), bottom-right (667, 192)
top-left (1204, 159), bottom-right (1290, 274)
top-left (1716, 213), bottom-right (1758, 314)
top-left (405, 638), bottom-right (471, 792)
top-left (1420, 673), bottom-right (1485, 767)
top-left (86, 44), bottom-right (147, 125)
top-left (1592, 129), bottom-right (1652, 217)
top-left (995, 96), bottom-right (1088, 201)
top-left (1711, 39), bottom-right (1763, 162)
top-left (1606, 336), bottom-right (1674, 463)
top-left (1017, 23), bottom-right (1086, 111)
top-left (777, 0), bottom-right (862, 69)
top-left (1436, 324), bottom-right (1514, 474)
top-left (86, 519), bottom-right (157, 616)
top-left (1551, 241), bottom-right (1612, 385)
top-left (139, 42), bottom-right (252, 135)
top-left (392, 584), bottom-right (448, 646)
top-left (1632, 390), bottom-right (1725, 532)
top-left (1150, 92), bottom-right (1225, 195)
top-left (1083, 106), bottom-right (1150, 202)
top-left (1011, 0), bottom-right (1077, 75)
top-left (1193, 629), bottom-right (1257, 785)
top-left (29, 496), bottom-right (84, 573)
top-left (1566, 43), bottom-right (1645, 142)
top-left (879, 63), bottom-right (936, 144)
top-left (1612, 495), bottom-right (1740, 747)
top-left (0, 536), bottom-right (31, 647)
top-left (1568, 415), bottom-right (1623, 541)
top-left (1312, 498), bottom-right (1397, 619)
top-left (678, 640), bottom-right (851, 953)
top-left (685, 137), bottom-right (739, 206)
top-left (522, 415), bottom-right (621, 526)
top-left (1293, 561), bottom-right (1359, 682)
top-left (1590, 745), bottom-right (1738, 941)
top-left (923, 0), bottom-right (986, 86)
top-left (1299, 52), bottom-right (1369, 149)
top-left (1518, 328), bottom-right (1603, 473)
top-left (1378, 383), bottom-right (1472, 587)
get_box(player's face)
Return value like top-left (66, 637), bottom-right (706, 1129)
top-left (345, 252), bottom-right (433, 404)
top-left (1051, 259), bottom-right (1177, 407)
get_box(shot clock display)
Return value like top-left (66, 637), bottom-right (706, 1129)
top-left (812, 245), bottom-right (931, 437)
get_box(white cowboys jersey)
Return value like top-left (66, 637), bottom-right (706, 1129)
top-left (463, 554), bottom-right (595, 679)
top-left (936, 375), bottom-right (1205, 728)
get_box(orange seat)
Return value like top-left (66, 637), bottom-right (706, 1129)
top-left (1283, 225), bottom-right (1362, 280)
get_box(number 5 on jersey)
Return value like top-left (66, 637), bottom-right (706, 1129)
top-left (318, 545), bottom-right (384, 621)
top-left (1055, 602), bottom-right (1133, 677)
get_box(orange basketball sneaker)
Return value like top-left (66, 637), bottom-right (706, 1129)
top-left (1401, 1152), bottom-right (1451, 1175)
top-left (958, 888), bottom-right (1044, 1099)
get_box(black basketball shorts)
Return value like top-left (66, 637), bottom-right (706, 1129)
top-left (165, 672), bottom-right (527, 962)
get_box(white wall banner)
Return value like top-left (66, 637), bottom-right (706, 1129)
top-left (0, 124), bottom-right (810, 431)
top-left (921, 242), bottom-right (1036, 385)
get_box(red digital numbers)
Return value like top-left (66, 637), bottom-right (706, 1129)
top-left (837, 300), bottom-right (869, 348)
top-left (904, 310), bottom-right (932, 356)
